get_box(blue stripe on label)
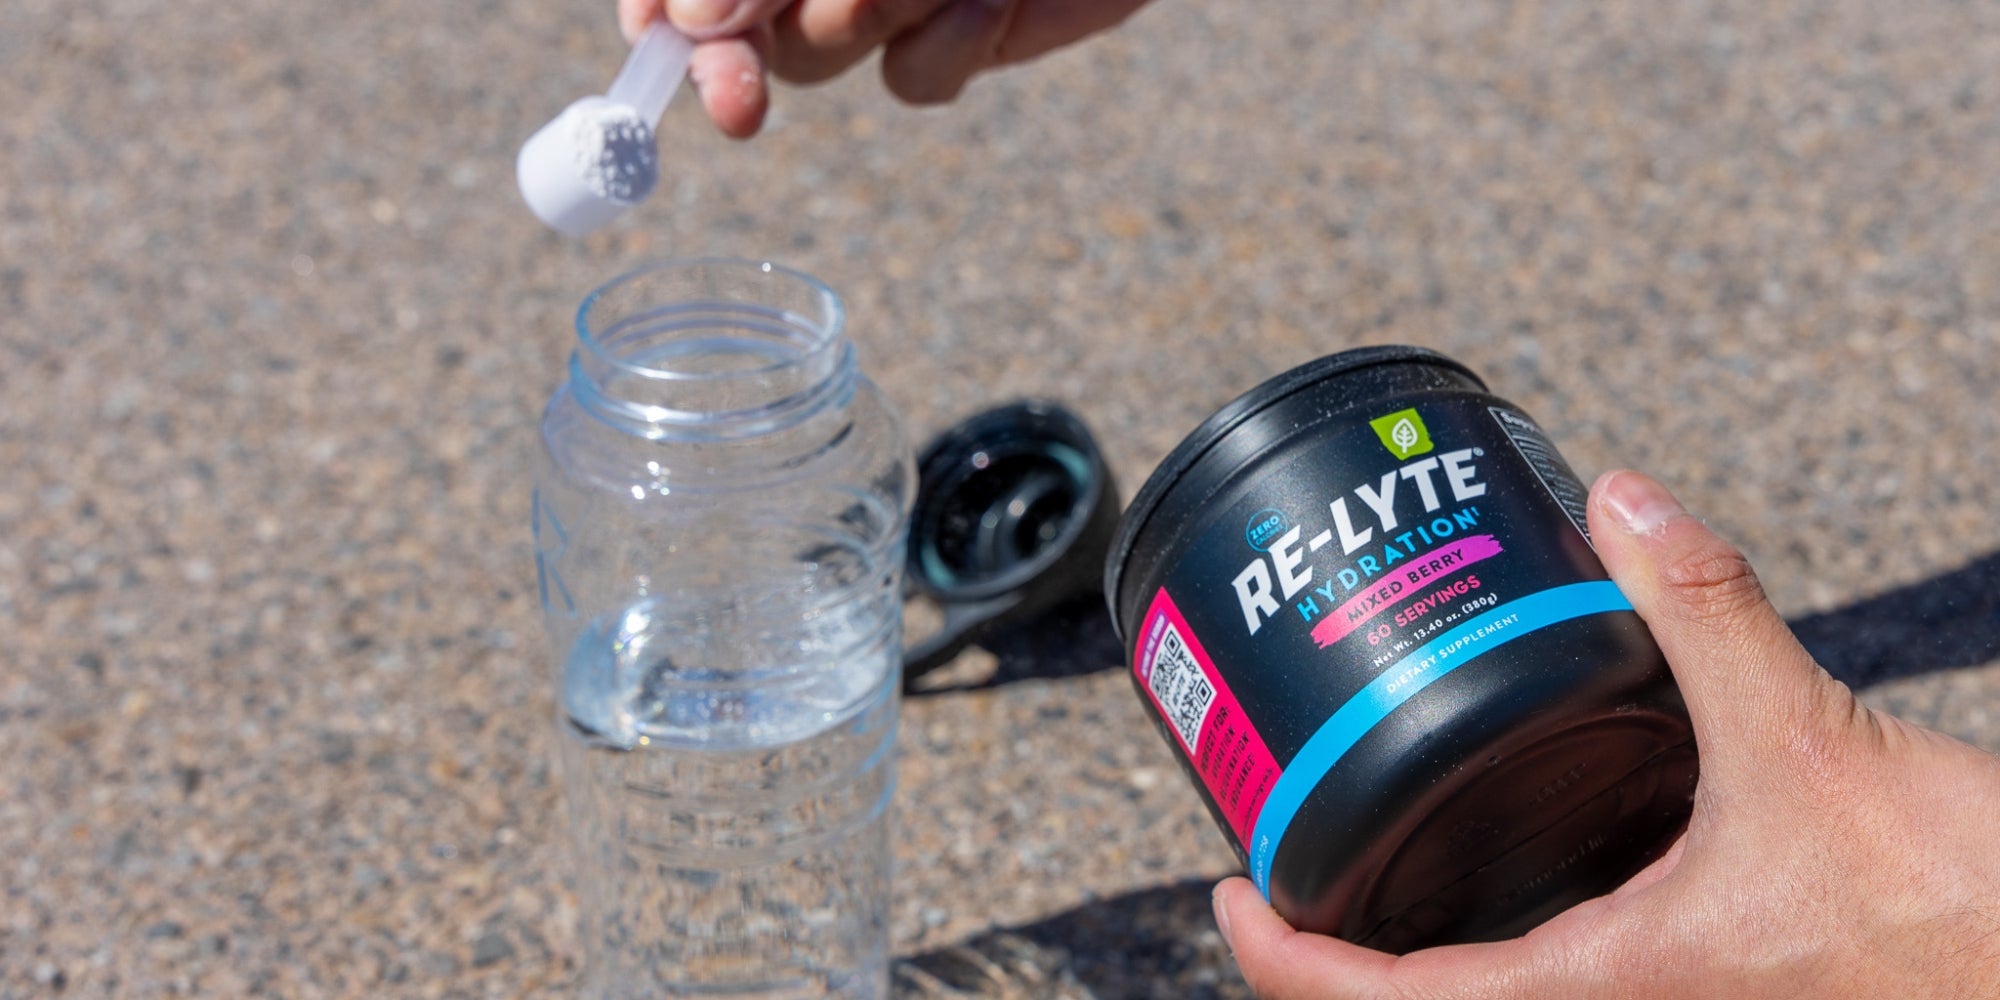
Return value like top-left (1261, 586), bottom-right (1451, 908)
top-left (1246, 580), bottom-right (1636, 896)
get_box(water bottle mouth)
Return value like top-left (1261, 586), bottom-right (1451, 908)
top-left (573, 259), bottom-right (855, 440)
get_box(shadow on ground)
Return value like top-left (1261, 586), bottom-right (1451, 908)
top-left (906, 597), bottom-right (1124, 697)
top-left (893, 880), bottom-right (1248, 1000)
top-left (1790, 551), bottom-right (2000, 689)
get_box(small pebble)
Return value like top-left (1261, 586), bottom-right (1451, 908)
top-left (470, 932), bottom-right (514, 968)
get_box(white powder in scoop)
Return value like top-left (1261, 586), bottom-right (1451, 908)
top-left (568, 102), bottom-right (658, 204)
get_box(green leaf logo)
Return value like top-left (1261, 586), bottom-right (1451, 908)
top-left (1391, 419), bottom-right (1420, 451)
top-left (1370, 408), bottom-right (1434, 458)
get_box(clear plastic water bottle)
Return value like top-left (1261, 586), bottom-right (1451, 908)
top-left (532, 259), bottom-right (913, 999)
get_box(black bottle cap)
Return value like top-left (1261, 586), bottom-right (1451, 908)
top-left (903, 400), bottom-right (1120, 688)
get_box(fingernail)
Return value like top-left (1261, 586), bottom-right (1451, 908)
top-left (1212, 883), bottom-right (1233, 943)
top-left (669, 0), bottom-right (736, 31)
top-left (1601, 471), bottom-right (1686, 536)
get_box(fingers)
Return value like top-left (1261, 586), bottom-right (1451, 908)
top-left (618, 0), bottom-right (657, 42)
top-left (624, 0), bottom-right (1159, 138)
top-left (776, 0), bottom-right (1152, 91)
top-left (771, 0), bottom-right (957, 83)
top-left (1587, 471), bottom-right (1861, 789)
top-left (983, 0), bottom-right (1152, 63)
top-left (881, 0), bottom-right (1016, 104)
top-left (666, 0), bottom-right (794, 39)
top-left (624, 0), bottom-right (1160, 138)
top-left (617, 1), bottom-right (774, 137)
top-left (619, 0), bottom-right (790, 42)
top-left (687, 34), bottom-right (770, 138)
top-left (1214, 879), bottom-right (1579, 1000)
top-left (1214, 878), bottom-right (1397, 1000)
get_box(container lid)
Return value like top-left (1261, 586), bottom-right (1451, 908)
top-left (903, 399), bottom-right (1120, 687)
top-left (1102, 345), bottom-right (1485, 637)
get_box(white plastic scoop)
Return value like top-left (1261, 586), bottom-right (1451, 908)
top-left (517, 22), bottom-right (693, 237)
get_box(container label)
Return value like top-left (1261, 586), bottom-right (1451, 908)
top-left (1490, 407), bottom-right (1593, 543)
top-left (1308, 533), bottom-right (1505, 648)
top-left (1129, 397), bottom-right (1644, 899)
top-left (1135, 589), bottom-right (1279, 844)
top-left (1245, 580), bottom-right (1635, 895)
top-left (1370, 408), bottom-right (1436, 459)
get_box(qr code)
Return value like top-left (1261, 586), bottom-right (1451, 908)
top-left (1149, 624), bottom-right (1215, 752)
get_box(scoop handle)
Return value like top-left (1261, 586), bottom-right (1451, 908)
top-left (606, 21), bottom-right (693, 126)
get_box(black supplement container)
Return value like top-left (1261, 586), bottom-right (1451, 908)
top-left (1105, 346), bottom-right (1697, 952)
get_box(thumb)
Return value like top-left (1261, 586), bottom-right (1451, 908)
top-left (1213, 878), bottom-right (1576, 1000)
top-left (1214, 877), bottom-right (1396, 1000)
top-left (1587, 471), bottom-right (1860, 791)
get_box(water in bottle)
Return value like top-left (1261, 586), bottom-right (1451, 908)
top-left (533, 259), bottom-right (912, 998)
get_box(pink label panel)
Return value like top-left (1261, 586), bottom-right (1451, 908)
top-left (1135, 588), bottom-right (1280, 844)
top-left (1310, 534), bottom-right (1505, 648)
